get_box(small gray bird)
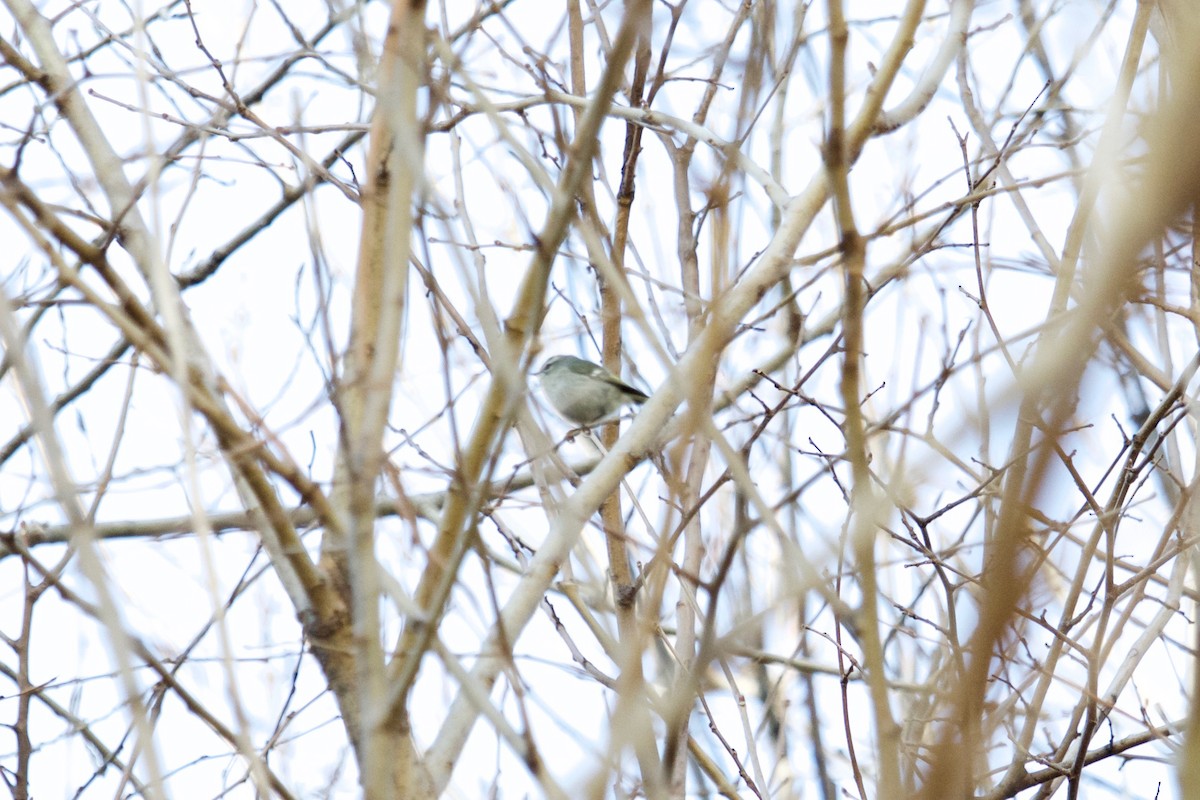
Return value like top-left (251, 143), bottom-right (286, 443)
top-left (536, 354), bottom-right (649, 425)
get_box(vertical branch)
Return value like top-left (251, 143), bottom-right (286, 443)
top-left (1159, 5), bottom-right (1200, 798)
top-left (1183, 482), bottom-right (1200, 797)
top-left (597, 4), bottom-right (642, 621)
top-left (7, 561), bottom-right (39, 800)
top-left (329, 0), bottom-right (424, 794)
top-left (564, 0), bottom-right (636, 630)
top-left (825, 0), bottom-right (903, 793)
top-left (604, 20), bottom-right (672, 794)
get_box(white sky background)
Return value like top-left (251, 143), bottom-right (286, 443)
top-left (0, 0), bottom-right (1194, 797)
